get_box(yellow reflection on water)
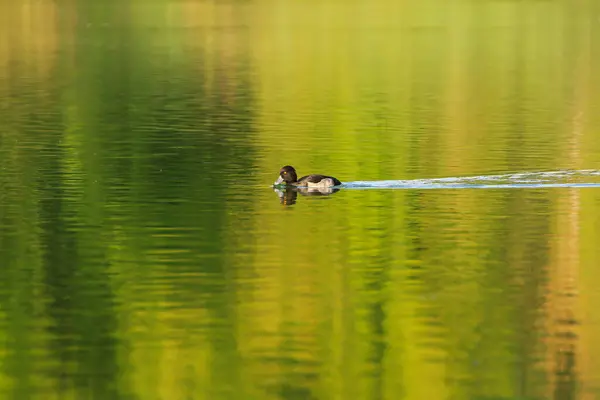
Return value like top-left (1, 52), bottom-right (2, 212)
top-left (1, 1), bottom-right (600, 400)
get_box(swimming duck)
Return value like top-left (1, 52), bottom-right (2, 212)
top-left (274, 165), bottom-right (342, 187)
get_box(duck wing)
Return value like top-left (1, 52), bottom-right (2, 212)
top-left (298, 174), bottom-right (342, 185)
top-left (298, 174), bottom-right (328, 183)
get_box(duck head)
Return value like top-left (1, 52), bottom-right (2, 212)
top-left (274, 165), bottom-right (298, 185)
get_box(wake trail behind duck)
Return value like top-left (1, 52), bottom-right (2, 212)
top-left (343, 169), bottom-right (600, 190)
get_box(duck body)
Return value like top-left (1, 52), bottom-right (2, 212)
top-left (274, 165), bottom-right (342, 187)
top-left (296, 174), bottom-right (342, 187)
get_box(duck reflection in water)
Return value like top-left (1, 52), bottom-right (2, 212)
top-left (274, 186), bottom-right (340, 206)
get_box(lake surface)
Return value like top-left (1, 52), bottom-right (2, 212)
top-left (1, 1), bottom-right (600, 399)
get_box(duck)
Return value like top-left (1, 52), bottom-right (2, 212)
top-left (273, 165), bottom-right (342, 187)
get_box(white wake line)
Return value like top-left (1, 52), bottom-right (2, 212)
top-left (343, 183), bottom-right (600, 190)
top-left (342, 169), bottom-right (600, 189)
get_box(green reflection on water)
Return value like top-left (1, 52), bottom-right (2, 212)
top-left (1, 1), bottom-right (600, 399)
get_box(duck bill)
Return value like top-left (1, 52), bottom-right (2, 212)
top-left (273, 176), bottom-right (285, 186)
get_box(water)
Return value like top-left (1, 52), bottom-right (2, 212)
top-left (1, 1), bottom-right (600, 399)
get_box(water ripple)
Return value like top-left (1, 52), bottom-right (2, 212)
top-left (344, 169), bottom-right (600, 189)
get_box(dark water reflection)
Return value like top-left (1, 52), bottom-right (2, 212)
top-left (274, 187), bottom-right (341, 206)
top-left (1, 1), bottom-right (600, 399)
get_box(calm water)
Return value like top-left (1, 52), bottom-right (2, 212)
top-left (2, 1), bottom-right (600, 399)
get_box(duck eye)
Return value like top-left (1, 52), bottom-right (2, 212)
top-left (283, 171), bottom-right (287, 174)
